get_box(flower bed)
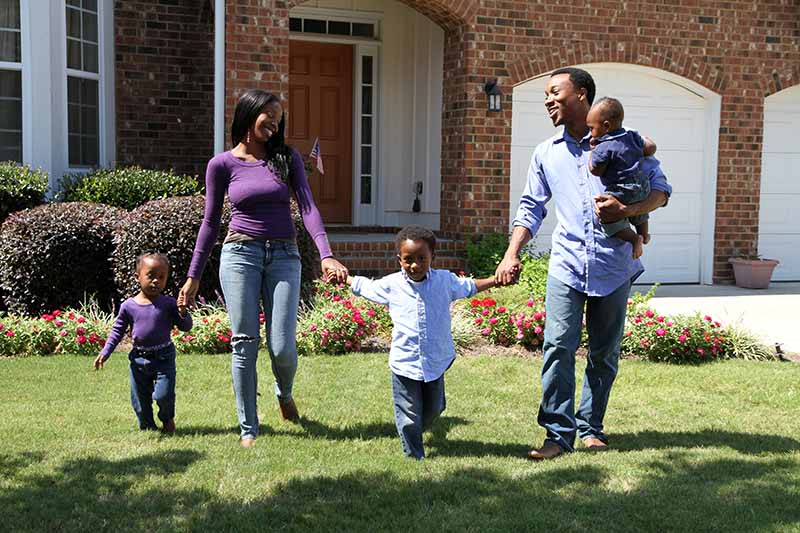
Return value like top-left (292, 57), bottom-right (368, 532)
top-left (0, 309), bottom-right (109, 357)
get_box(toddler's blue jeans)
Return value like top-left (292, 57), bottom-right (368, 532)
top-left (129, 343), bottom-right (176, 430)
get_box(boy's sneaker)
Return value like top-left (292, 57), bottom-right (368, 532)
top-left (162, 419), bottom-right (176, 434)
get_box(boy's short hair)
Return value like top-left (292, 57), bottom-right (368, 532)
top-left (135, 252), bottom-right (170, 273)
top-left (592, 97), bottom-right (625, 127)
top-left (395, 225), bottom-right (436, 253)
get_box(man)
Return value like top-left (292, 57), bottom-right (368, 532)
top-left (495, 68), bottom-right (672, 460)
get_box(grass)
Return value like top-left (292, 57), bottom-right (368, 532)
top-left (1, 352), bottom-right (799, 532)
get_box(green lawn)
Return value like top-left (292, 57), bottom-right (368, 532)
top-left (1, 353), bottom-right (799, 532)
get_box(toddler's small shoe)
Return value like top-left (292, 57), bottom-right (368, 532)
top-left (278, 398), bottom-right (300, 423)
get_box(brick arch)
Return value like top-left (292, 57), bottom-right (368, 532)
top-left (763, 66), bottom-right (800, 97)
top-left (508, 42), bottom-right (727, 95)
top-left (287, 0), bottom-right (478, 29)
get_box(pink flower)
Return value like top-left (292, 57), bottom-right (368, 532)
top-left (678, 335), bottom-right (687, 343)
top-left (54, 319), bottom-right (64, 327)
top-left (526, 299), bottom-right (534, 307)
top-left (704, 315), bottom-right (712, 322)
top-left (481, 328), bottom-right (491, 335)
top-left (59, 329), bottom-right (67, 337)
top-left (367, 309), bottom-right (376, 317)
top-left (481, 309), bottom-right (490, 316)
top-left (645, 309), bottom-right (654, 318)
top-left (344, 341), bottom-right (352, 349)
top-left (497, 306), bottom-right (506, 313)
top-left (666, 321), bottom-right (673, 327)
top-left (325, 312), bottom-right (334, 319)
top-left (6, 330), bottom-right (14, 337)
top-left (625, 331), bottom-right (632, 337)
top-left (697, 348), bottom-right (705, 355)
top-left (76, 335), bottom-right (87, 345)
top-left (76, 316), bottom-right (86, 324)
top-left (474, 317), bottom-right (483, 325)
top-left (656, 328), bottom-right (666, 337)
top-left (640, 338), bottom-right (649, 347)
top-left (516, 332), bottom-right (524, 340)
top-left (634, 317), bottom-right (642, 324)
top-left (309, 324), bottom-right (318, 332)
top-left (355, 329), bottom-right (364, 337)
top-left (68, 312), bottom-right (75, 320)
top-left (321, 329), bottom-right (330, 337)
top-left (489, 317), bottom-right (498, 325)
top-left (714, 321), bottom-right (721, 327)
top-left (202, 318), bottom-right (209, 324)
top-left (218, 335), bottom-right (230, 343)
top-left (182, 335), bottom-right (194, 342)
top-left (53, 310), bottom-right (62, 317)
top-left (0, 323), bottom-right (4, 330)
top-left (76, 327), bottom-right (86, 335)
top-left (534, 326), bottom-right (543, 335)
top-left (627, 299), bottom-right (633, 306)
top-left (333, 295), bottom-right (341, 302)
top-left (533, 312), bottom-right (543, 321)
top-left (656, 316), bottom-right (665, 323)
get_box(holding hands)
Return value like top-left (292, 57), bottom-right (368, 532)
top-left (494, 253), bottom-right (522, 287)
top-left (322, 257), bottom-right (349, 284)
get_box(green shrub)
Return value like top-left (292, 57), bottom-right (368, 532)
top-left (518, 252), bottom-right (550, 300)
top-left (0, 202), bottom-right (123, 316)
top-left (0, 162), bottom-right (49, 222)
top-left (465, 233), bottom-right (508, 278)
top-left (112, 196), bottom-right (231, 303)
top-left (60, 166), bottom-right (200, 211)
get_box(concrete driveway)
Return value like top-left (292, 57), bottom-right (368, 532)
top-left (635, 282), bottom-right (800, 355)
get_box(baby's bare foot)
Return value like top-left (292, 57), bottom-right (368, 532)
top-left (642, 232), bottom-right (650, 245)
top-left (632, 236), bottom-right (644, 259)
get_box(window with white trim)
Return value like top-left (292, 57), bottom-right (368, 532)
top-left (0, 0), bottom-right (22, 162)
top-left (65, 0), bottom-right (99, 167)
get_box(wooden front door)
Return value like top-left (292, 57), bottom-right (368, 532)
top-left (288, 41), bottom-right (353, 224)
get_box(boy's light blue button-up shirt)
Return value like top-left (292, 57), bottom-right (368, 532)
top-left (351, 269), bottom-right (477, 382)
top-left (513, 129), bottom-right (672, 297)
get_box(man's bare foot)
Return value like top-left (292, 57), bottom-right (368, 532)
top-left (240, 437), bottom-right (256, 448)
top-left (632, 235), bottom-right (644, 259)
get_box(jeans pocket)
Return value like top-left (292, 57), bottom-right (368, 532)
top-left (285, 243), bottom-right (301, 260)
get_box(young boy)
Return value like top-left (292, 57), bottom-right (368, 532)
top-left (93, 253), bottom-right (192, 433)
top-left (586, 96), bottom-right (657, 259)
top-left (344, 225), bottom-right (496, 459)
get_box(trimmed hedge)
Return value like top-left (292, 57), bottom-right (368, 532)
top-left (112, 196), bottom-right (231, 302)
top-left (0, 202), bottom-right (123, 315)
top-left (0, 162), bottom-right (49, 223)
top-left (112, 196), bottom-right (321, 305)
top-left (60, 166), bottom-right (201, 211)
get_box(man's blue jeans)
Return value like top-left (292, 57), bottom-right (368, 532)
top-left (391, 372), bottom-right (446, 459)
top-left (538, 275), bottom-right (631, 451)
top-left (129, 344), bottom-right (176, 430)
top-left (220, 239), bottom-right (301, 439)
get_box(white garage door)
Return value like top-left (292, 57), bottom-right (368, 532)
top-left (759, 86), bottom-right (800, 281)
top-left (510, 64), bottom-right (718, 284)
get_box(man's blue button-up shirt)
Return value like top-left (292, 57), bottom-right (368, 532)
top-left (351, 269), bottom-right (476, 382)
top-left (513, 129), bottom-right (672, 297)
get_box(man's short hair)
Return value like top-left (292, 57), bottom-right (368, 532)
top-left (551, 67), bottom-right (596, 105)
top-left (395, 225), bottom-right (436, 253)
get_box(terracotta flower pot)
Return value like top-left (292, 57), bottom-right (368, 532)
top-left (728, 257), bottom-right (780, 289)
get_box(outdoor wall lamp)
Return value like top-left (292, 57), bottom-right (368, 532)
top-left (484, 79), bottom-right (502, 112)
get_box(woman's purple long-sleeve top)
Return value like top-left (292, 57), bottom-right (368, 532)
top-left (187, 148), bottom-right (333, 279)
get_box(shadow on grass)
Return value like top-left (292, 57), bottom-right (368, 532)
top-left (613, 429), bottom-right (800, 454)
top-left (173, 424), bottom-right (241, 438)
top-left (1, 447), bottom-right (798, 531)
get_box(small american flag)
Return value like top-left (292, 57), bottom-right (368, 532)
top-left (309, 137), bottom-right (324, 175)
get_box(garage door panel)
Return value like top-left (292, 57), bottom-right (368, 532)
top-left (757, 234), bottom-right (800, 281)
top-left (655, 150), bottom-right (704, 193)
top-left (622, 111), bottom-right (706, 151)
top-left (649, 192), bottom-right (701, 234)
top-left (759, 86), bottom-right (800, 280)
top-left (759, 194), bottom-right (800, 234)
top-left (760, 154), bottom-right (800, 194)
top-left (637, 234), bottom-right (701, 284)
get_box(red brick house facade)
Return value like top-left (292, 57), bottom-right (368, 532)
top-left (112, 0), bottom-right (800, 284)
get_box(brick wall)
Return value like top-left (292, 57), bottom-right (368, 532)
top-left (116, 0), bottom-right (800, 282)
top-left (115, 0), bottom-right (214, 177)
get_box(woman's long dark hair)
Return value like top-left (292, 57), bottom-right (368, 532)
top-left (230, 89), bottom-right (290, 160)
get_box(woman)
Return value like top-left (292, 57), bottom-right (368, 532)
top-left (179, 89), bottom-right (348, 447)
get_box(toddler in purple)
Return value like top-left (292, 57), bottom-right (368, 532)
top-left (93, 253), bottom-right (192, 432)
top-left (587, 97), bottom-right (657, 259)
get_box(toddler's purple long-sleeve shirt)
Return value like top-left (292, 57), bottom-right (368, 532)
top-left (188, 148), bottom-right (332, 279)
top-left (99, 295), bottom-right (192, 358)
